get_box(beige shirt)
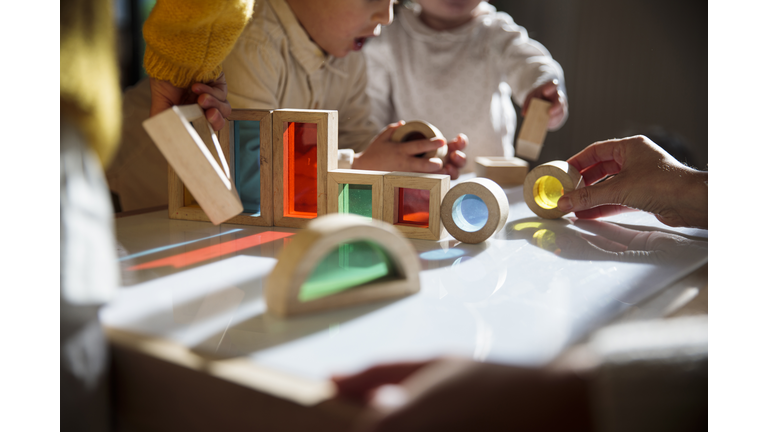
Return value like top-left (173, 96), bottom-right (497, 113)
top-left (223, 0), bottom-right (379, 153)
top-left (364, 2), bottom-right (565, 173)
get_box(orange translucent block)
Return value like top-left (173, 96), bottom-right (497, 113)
top-left (396, 187), bottom-right (430, 227)
top-left (283, 122), bottom-right (318, 218)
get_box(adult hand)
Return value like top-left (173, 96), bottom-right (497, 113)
top-left (353, 122), bottom-right (445, 174)
top-left (557, 136), bottom-right (708, 229)
top-left (148, 73), bottom-right (232, 131)
top-left (333, 358), bottom-right (591, 432)
top-left (522, 79), bottom-right (568, 130)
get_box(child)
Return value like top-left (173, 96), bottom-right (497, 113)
top-left (363, 0), bottom-right (568, 174)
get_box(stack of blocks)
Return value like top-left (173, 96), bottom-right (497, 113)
top-left (143, 106), bottom-right (451, 241)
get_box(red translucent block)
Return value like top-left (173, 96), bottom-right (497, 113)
top-left (283, 122), bottom-right (318, 218)
top-left (396, 187), bottom-right (430, 228)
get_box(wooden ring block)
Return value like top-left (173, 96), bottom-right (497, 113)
top-left (266, 214), bottom-right (420, 317)
top-left (523, 160), bottom-right (583, 219)
top-left (391, 120), bottom-right (448, 160)
top-left (440, 178), bottom-right (509, 244)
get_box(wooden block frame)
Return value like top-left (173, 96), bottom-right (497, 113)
top-left (515, 98), bottom-right (552, 161)
top-left (273, 110), bottom-right (338, 228)
top-left (523, 160), bottom-right (584, 219)
top-left (383, 172), bottom-right (450, 241)
top-left (327, 169), bottom-right (389, 221)
top-left (474, 156), bottom-right (530, 186)
top-left (144, 104), bottom-right (243, 226)
top-left (440, 178), bottom-right (509, 244)
top-left (166, 109), bottom-right (273, 226)
top-left (266, 214), bottom-right (421, 317)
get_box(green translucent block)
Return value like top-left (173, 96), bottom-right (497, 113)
top-left (299, 240), bottom-right (397, 302)
top-left (233, 120), bottom-right (261, 215)
top-left (338, 184), bottom-right (373, 219)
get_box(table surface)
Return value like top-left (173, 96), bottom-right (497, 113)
top-left (101, 180), bottom-right (708, 406)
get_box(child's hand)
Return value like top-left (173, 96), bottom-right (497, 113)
top-left (522, 80), bottom-right (568, 130)
top-left (148, 73), bottom-right (232, 132)
top-left (353, 121), bottom-right (446, 174)
top-left (437, 133), bottom-right (468, 179)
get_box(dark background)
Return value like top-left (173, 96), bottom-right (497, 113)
top-left (115, 0), bottom-right (708, 169)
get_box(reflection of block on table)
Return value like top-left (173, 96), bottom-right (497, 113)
top-left (273, 110), bottom-right (338, 228)
top-left (327, 169), bottom-right (388, 220)
top-left (515, 98), bottom-right (551, 161)
top-left (475, 156), bottom-right (530, 186)
top-left (143, 104), bottom-right (243, 226)
top-left (266, 214), bottom-right (420, 317)
top-left (383, 172), bottom-right (450, 241)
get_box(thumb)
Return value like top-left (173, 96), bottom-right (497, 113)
top-left (557, 181), bottom-right (626, 214)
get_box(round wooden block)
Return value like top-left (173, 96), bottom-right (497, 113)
top-left (391, 120), bottom-right (448, 160)
top-left (523, 160), bottom-right (583, 219)
top-left (440, 178), bottom-right (509, 244)
top-left (266, 213), bottom-right (421, 317)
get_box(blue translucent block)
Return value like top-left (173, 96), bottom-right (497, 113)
top-left (299, 241), bottom-right (397, 302)
top-left (451, 194), bottom-right (488, 232)
top-left (339, 184), bottom-right (373, 220)
top-left (233, 120), bottom-right (261, 215)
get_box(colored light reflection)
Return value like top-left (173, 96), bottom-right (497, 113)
top-left (299, 241), bottom-right (396, 302)
top-left (119, 229), bottom-right (243, 261)
top-left (419, 248), bottom-right (466, 260)
top-left (513, 222), bottom-right (543, 231)
top-left (339, 183), bottom-right (373, 219)
top-left (451, 194), bottom-right (488, 232)
top-left (127, 231), bottom-right (293, 271)
top-left (233, 120), bottom-right (262, 215)
top-left (284, 122), bottom-right (317, 218)
top-left (533, 229), bottom-right (560, 254)
top-left (396, 188), bottom-right (430, 227)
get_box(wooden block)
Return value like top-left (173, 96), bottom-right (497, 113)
top-left (266, 213), bottom-right (421, 317)
top-left (383, 172), bottom-right (450, 241)
top-left (515, 98), bottom-right (551, 161)
top-left (391, 120), bottom-right (448, 160)
top-left (523, 160), bottom-right (584, 219)
top-left (143, 104), bottom-right (243, 226)
top-left (272, 110), bottom-right (338, 228)
top-left (441, 178), bottom-right (509, 244)
top-left (327, 169), bottom-right (388, 221)
top-left (165, 109), bottom-right (273, 226)
top-left (474, 156), bottom-right (530, 185)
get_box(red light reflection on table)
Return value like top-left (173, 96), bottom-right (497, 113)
top-left (127, 231), bottom-right (293, 271)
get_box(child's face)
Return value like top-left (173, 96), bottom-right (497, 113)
top-left (287, 0), bottom-right (394, 58)
top-left (417, 0), bottom-right (484, 28)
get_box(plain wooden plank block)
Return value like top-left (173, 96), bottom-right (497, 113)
top-left (391, 120), bottom-right (447, 160)
top-left (383, 172), bottom-right (450, 241)
top-left (474, 156), bottom-right (530, 185)
top-left (266, 214), bottom-right (421, 317)
top-left (440, 178), bottom-right (509, 244)
top-left (273, 110), bottom-right (338, 228)
top-left (523, 160), bottom-right (584, 219)
top-left (515, 98), bottom-right (552, 161)
top-left (143, 104), bottom-right (243, 226)
top-left (327, 169), bottom-right (389, 221)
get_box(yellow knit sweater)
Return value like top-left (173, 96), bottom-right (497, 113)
top-left (143, 0), bottom-right (255, 88)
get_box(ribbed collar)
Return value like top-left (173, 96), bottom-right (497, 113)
top-left (398, 1), bottom-right (495, 42)
top-left (268, 0), bottom-right (346, 77)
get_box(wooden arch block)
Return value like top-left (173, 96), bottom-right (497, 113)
top-left (515, 98), bottom-right (551, 161)
top-left (440, 178), bottom-right (509, 244)
top-left (143, 104), bottom-right (243, 225)
top-left (523, 160), bottom-right (583, 219)
top-left (327, 169), bottom-right (388, 221)
top-left (273, 109), bottom-right (338, 228)
top-left (392, 120), bottom-right (448, 160)
top-left (266, 213), bottom-right (421, 317)
top-left (383, 172), bottom-right (450, 241)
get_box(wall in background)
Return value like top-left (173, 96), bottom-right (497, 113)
top-left (496, 0), bottom-right (707, 169)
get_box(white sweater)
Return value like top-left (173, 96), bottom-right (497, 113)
top-left (364, 2), bottom-right (565, 173)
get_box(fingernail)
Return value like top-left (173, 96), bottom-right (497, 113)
top-left (558, 196), bottom-right (572, 211)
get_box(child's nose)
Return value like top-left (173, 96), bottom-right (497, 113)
top-left (373, 0), bottom-right (394, 26)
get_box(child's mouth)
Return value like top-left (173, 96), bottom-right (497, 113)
top-left (354, 38), bottom-right (366, 50)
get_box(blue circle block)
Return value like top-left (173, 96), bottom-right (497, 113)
top-left (451, 194), bottom-right (489, 233)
